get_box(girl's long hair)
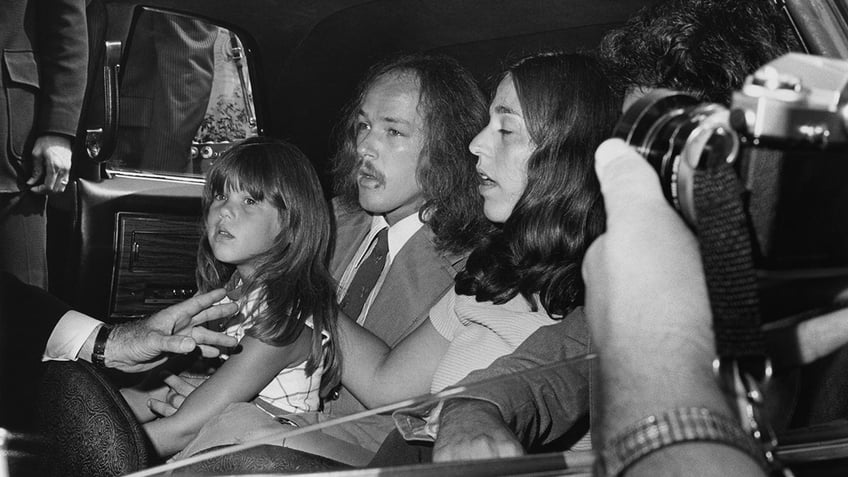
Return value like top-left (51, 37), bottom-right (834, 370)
top-left (197, 136), bottom-right (340, 391)
top-left (455, 52), bottom-right (620, 317)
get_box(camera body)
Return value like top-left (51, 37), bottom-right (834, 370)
top-left (615, 53), bottom-right (848, 282)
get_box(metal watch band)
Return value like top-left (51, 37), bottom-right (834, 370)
top-left (597, 407), bottom-right (766, 477)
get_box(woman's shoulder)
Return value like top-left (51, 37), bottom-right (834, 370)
top-left (553, 305), bottom-right (589, 347)
top-left (455, 292), bottom-right (555, 324)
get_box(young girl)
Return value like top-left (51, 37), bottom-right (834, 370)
top-left (139, 136), bottom-right (340, 457)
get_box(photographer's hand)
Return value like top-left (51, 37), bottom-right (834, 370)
top-left (584, 139), bottom-right (765, 476)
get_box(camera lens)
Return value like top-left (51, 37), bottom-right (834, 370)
top-left (613, 89), bottom-right (739, 227)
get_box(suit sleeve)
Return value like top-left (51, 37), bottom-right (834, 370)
top-left (0, 271), bottom-right (72, 361)
top-left (34, 0), bottom-right (88, 138)
top-left (447, 311), bottom-right (592, 448)
top-left (0, 271), bottom-right (73, 429)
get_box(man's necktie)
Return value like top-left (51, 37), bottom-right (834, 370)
top-left (340, 227), bottom-right (389, 320)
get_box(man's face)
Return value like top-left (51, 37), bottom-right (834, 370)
top-left (354, 71), bottom-right (427, 225)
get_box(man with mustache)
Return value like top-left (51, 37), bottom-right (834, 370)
top-left (312, 52), bottom-right (491, 461)
top-left (1, 0), bottom-right (87, 288)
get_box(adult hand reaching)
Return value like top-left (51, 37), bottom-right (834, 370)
top-left (104, 288), bottom-right (238, 373)
top-left (432, 399), bottom-right (523, 462)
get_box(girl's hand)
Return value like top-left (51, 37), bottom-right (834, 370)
top-left (121, 383), bottom-right (171, 423)
top-left (147, 373), bottom-right (207, 417)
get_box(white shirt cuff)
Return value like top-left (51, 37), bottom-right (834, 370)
top-left (42, 311), bottom-right (103, 362)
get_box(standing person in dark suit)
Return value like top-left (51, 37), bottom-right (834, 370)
top-left (114, 11), bottom-right (218, 174)
top-left (0, 0), bottom-right (88, 288)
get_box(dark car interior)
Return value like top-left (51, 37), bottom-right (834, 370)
top-left (23, 0), bottom-right (848, 475)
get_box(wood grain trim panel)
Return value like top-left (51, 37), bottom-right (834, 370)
top-left (110, 212), bottom-right (201, 320)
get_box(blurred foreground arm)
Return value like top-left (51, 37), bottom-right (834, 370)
top-left (584, 139), bottom-right (765, 476)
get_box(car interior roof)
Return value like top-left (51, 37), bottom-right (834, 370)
top-left (109, 0), bottom-right (658, 181)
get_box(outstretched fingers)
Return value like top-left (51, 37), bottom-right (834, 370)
top-left (153, 333), bottom-right (198, 355)
top-left (191, 326), bottom-right (237, 356)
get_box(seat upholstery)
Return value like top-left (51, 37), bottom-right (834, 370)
top-left (177, 444), bottom-right (352, 474)
top-left (37, 360), bottom-right (155, 477)
top-left (35, 360), bottom-right (351, 476)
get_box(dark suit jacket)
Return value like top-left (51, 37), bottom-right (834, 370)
top-left (326, 201), bottom-right (466, 416)
top-left (1, 0), bottom-right (88, 192)
top-left (0, 272), bottom-right (71, 430)
top-left (114, 13), bottom-right (217, 173)
top-left (446, 309), bottom-right (592, 450)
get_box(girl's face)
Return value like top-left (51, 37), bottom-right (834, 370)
top-left (469, 74), bottom-right (536, 223)
top-left (206, 187), bottom-right (283, 278)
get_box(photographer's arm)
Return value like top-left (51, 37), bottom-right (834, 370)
top-left (586, 139), bottom-right (765, 476)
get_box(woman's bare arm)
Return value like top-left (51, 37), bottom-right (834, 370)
top-left (336, 312), bottom-right (450, 408)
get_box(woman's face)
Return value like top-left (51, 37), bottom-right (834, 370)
top-left (469, 74), bottom-right (536, 223)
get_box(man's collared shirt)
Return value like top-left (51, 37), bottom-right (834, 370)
top-left (42, 311), bottom-right (101, 361)
top-left (337, 212), bottom-right (424, 324)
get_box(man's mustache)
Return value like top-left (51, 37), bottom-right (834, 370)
top-left (356, 161), bottom-right (385, 185)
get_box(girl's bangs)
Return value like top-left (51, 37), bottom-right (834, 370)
top-left (210, 153), bottom-right (279, 203)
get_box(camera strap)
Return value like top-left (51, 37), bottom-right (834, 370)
top-left (694, 162), bottom-right (764, 363)
top-left (694, 161), bottom-right (788, 475)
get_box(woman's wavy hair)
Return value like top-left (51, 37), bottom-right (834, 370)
top-left (455, 52), bottom-right (619, 317)
top-left (331, 52), bottom-right (494, 254)
top-left (197, 136), bottom-right (340, 392)
top-left (599, 0), bottom-right (802, 105)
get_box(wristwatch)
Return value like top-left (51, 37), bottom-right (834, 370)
top-left (91, 324), bottom-right (113, 368)
top-left (596, 407), bottom-right (766, 477)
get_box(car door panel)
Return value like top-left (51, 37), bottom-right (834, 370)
top-left (48, 176), bottom-right (202, 323)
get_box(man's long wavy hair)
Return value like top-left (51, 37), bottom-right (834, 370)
top-left (599, 0), bottom-right (802, 105)
top-left (197, 137), bottom-right (340, 393)
top-left (332, 53), bottom-right (493, 254)
top-left (455, 52), bottom-right (619, 317)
